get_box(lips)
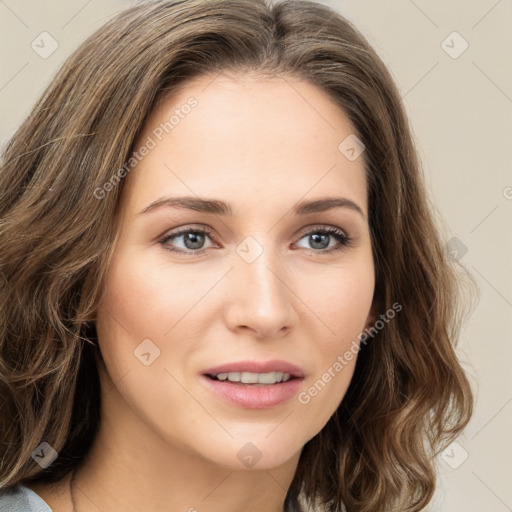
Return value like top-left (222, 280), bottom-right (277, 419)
top-left (200, 359), bottom-right (306, 408)
top-left (202, 359), bottom-right (305, 379)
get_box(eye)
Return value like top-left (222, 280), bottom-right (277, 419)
top-left (159, 224), bottom-right (353, 255)
top-left (160, 226), bottom-right (216, 254)
top-left (294, 225), bottom-right (353, 254)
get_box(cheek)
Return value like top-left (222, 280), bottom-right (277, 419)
top-left (94, 252), bottom-right (174, 382)
top-left (290, 260), bottom-right (374, 434)
top-left (94, 248), bottom-right (215, 395)
top-left (300, 258), bottom-right (375, 341)
top-left (94, 253), bottom-right (204, 440)
top-left (99, 250), bottom-right (198, 338)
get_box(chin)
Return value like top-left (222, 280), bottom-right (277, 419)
top-left (184, 429), bottom-right (305, 471)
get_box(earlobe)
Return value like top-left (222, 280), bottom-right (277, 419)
top-left (80, 309), bottom-right (98, 323)
top-left (364, 303), bottom-right (378, 329)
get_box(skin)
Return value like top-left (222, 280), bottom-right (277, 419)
top-left (26, 73), bottom-right (376, 511)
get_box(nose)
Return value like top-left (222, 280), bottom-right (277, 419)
top-left (223, 248), bottom-right (298, 340)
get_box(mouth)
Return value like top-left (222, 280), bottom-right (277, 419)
top-left (205, 371), bottom-right (299, 386)
top-left (200, 360), bottom-right (305, 408)
top-left (201, 359), bottom-right (305, 385)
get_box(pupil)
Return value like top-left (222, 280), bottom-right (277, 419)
top-left (310, 233), bottom-right (329, 250)
top-left (185, 232), bottom-right (204, 250)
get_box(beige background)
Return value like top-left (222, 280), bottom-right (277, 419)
top-left (1, 1), bottom-right (511, 510)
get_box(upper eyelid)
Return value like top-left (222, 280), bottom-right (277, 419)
top-left (160, 223), bottom-right (349, 246)
top-left (161, 223), bottom-right (348, 238)
top-left (295, 224), bottom-right (348, 237)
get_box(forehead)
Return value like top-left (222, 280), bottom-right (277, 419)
top-left (121, 73), bottom-right (368, 217)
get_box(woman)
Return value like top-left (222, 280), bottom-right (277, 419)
top-left (0, 0), bottom-right (476, 510)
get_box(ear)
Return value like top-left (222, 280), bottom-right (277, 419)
top-left (364, 302), bottom-right (378, 330)
top-left (80, 308), bottom-right (98, 323)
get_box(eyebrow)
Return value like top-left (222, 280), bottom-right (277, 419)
top-left (138, 195), bottom-right (366, 220)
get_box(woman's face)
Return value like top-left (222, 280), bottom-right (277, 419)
top-left (94, 73), bottom-right (376, 471)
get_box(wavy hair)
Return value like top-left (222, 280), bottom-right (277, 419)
top-left (0, 1), bottom-right (476, 510)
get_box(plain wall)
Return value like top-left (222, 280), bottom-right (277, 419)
top-left (1, 1), bottom-right (511, 510)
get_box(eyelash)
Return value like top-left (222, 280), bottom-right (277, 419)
top-left (159, 224), bottom-right (353, 255)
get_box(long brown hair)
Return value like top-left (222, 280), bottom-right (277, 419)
top-left (0, 1), bottom-right (476, 510)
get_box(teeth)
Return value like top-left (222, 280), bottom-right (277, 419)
top-left (214, 371), bottom-right (292, 384)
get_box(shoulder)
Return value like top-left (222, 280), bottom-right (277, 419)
top-left (0, 484), bottom-right (53, 512)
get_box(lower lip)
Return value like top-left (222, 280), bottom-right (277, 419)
top-left (201, 375), bottom-right (303, 409)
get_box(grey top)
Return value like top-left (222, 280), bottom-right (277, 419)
top-left (0, 485), bottom-right (53, 512)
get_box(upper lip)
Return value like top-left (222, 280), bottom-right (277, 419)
top-left (202, 359), bottom-right (305, 379)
